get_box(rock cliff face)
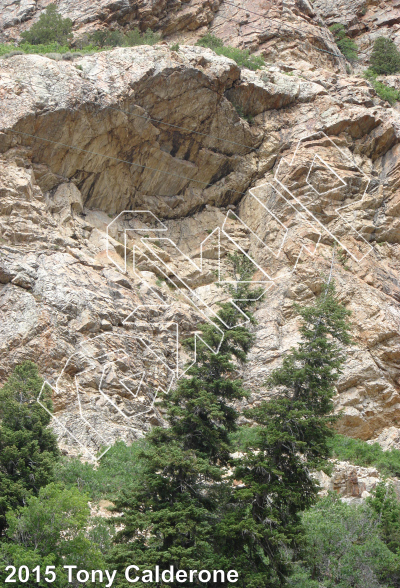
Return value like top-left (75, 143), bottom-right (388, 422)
top-left (0, 0), bottom-right (344, 71)
top-left (0, 1), bottom-right (400, 459)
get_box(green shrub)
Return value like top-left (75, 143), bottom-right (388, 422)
top-left (20, 5), bottom-right (73, 46)
top-left (89, 29), bottom-right (125, 48)
top-left (196, 33), bottom-right (264, 70)
top-left (329, 23), bottom-right (358, 61)
top-left (89, 27), bottom-right (160, 48)
top-left (289, 492), bottom-right (400, 587)
top-left (373, 80), bottom-right (400, 105)
top-left (170, 42), bottom-right (180, 52)
top-left (231, 102), bottom-right (254, 123)
top-left (328, 433), bottom-right (400, 476)
top-left (3, 50), bottom-right (23, 58)
top-left (196, 33), bottom-right (224, 50)
top-left (364, 68), bottom-right (400, 105)
top-left (123, 27), bottom-right (161, 47)
top-left (217, 46), bottom-right (264, 70)
top-left (55, 439), bottom-right (148, 501)
top-left (370, 37), bottom-right (400, 75)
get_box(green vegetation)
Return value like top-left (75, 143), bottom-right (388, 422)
top-left (196, 33), bottom-right (224, 51)
top-left (0, 362), bottom-right (59, 535)
top-left (365, 68), bottom-right (400, 105)
top-left (329, 24), bottom-right (358, 61)
top-left (89, 28), bottom-right (161, 49)
top-left (4, 279), bottom-right (400, 587)
top-left (0, 6), bottom-right (160, 58)
top-left (328, 433), bottom-right (400, 477)
top-left (370, 37), bottom-right (400, 75)
top-left (0, 363), bottom-right (109, 586)
top-left (196, 33), bottom-right (265, 70)
top-left (0, 42), bottom-right (100, 58)
top-left (365, 70), bottom-right (400, 105)
top-left (229, 281), bottom-right (352, 584)
top-left (362, 38), bottom-right (400, 105)
top-left (170, 43), bottom-right (180, 52)
top-left (108, 253), bottom-right (265, 584)
top-left (289, 489), bottom-right (400, 587)
top-left (107, 268), bottom-right (353, 587)
top-left (0, 483), bottom-right (105, 587)
top-left (20, 4), bottom-right (72, 46)
top-left (56, 439), bottom-right (148, 501)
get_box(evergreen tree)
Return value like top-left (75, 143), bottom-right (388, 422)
top-left (370, 37), bottom-right (400, 75)
top-left (20, 5), bottom-right (72, 46)
top-left (216, 282), bottom-right (352, 586)
top-left (0, 362), bottom-right (59, 536)
top-left (108, 254), bottom-right (263, 586)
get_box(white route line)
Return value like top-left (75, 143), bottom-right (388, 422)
top-left (273, 131), bottom-right (374, 263)
top-left (38, 332), bottom-right (176, 461)
top-left (41, 130), bottom-right (377, 460)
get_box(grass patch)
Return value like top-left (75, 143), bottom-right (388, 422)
top-left (0, 42), bottom-right (101, 58)
top-left (328, 433), bottom-right (400, 477)
top-left (196, 33), bottom-right (264, 71)
top-left (55, 439), bottom-right (148, 501)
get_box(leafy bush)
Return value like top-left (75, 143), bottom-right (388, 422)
top-left (328, 433), bottom-right (400, 476)
top-left (170, 42), bottom-right (180, 51)
top-left (0, 483), bottom-right (106, 586)
top-left (46, 52), bottom-right (62, 61)
top-left (289, 492), bottom-right (400, 588)
top-left (196, 33), bottom-right (224, 50)
top-left (329, 23), bottom-right (358, 61)
top-left (20, 5), bottom-right (72, 46)
top-left (196, 33), bottom-right (265, 70)
top-left (89, 29), bottom-right (125, 48)
top-left (125, 27), bottom-right (161, 46)
top-left (56, 439), bottom-right (148, 501)
top-left (373, 80), bottom-right (400, 105)
top-left (89, 27), bottom-right (161, 48)
top-left (370, 37), bottom-right (400, 75)
top-left (364, 68), bottom-right (400, 105)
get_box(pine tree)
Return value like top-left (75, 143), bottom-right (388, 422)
top-left (0, 362), bottom-right (59, 536)
top-left (216, 281), bottom-right (352, 586)
top-left (108, 254), bottom-right (263, 586)
top-left (370, 37), bottom-right (400, 75)
top-left (20, 5), bottom-right (73, 46)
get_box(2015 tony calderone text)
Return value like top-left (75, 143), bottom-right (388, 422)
top-left (5, 564), bottom-right (239, 585)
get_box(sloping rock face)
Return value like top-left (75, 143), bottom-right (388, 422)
top-left (0, 0), bottom-right (344, 72)
top-left (0, 29), bottom-right (400, 455)
top-left (313, 0), bottom-right (400, 68)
